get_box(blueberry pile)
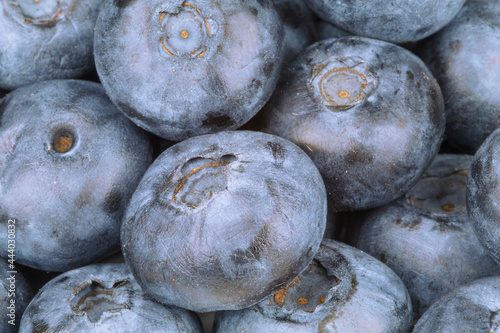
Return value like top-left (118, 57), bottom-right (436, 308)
top-left (1, 0), bottom-right (500, 331)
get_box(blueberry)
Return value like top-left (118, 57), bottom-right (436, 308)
top-left (94, 0), bottom-right (284, 141)
top-left (419, 0), bottom-right (500, 154)
top-left (121, 130), bottom-right (327, 312)
top-left (413, 276), bottom-right (500, 332)
top-left (0, 80), bottom-right (153, 272)
top-left (214, 239), bottom-right (412, 332)
top-left (354, 154), bottom-right (500, 320)
top-left (467, 128), bottom-right (500, 266)
top-left (262, 36), bottom-right (445, 211)
top-left (0, 0), bottom-right (103, 90)
top-left (0, 261), bottom-right (32, 332)
top-left (19, 263), bottom-right (203, 332)
top-left (306, 0), bottom-right (466, 43)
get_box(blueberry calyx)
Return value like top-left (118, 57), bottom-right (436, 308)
top-left (257, 245), bottom-right (356, 324)
top-left (269, 261), bottom-right (337, 313)
top-left (158, 1), bottom-right (217, 59)
top-left (311, 57), bottom-right (377, 111)
top-left (70, 279), bottom-right (130, 323)
top-left (11, 0), bottom-right (64, 26)
top-left (168, 154), bottom-right (237, 208)
top-left (405, 169), bottom-right (468, 219)
top-left (49, 126), bottom-right (77, 154)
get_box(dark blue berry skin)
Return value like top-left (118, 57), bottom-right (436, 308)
top-left (271, 0), bottom-right (316, 63)
top-left (306, 0), bottom-right (465, 44)
top-left (19, 263), bottom-right (203, 332)
top-left (355, 154), bottom-right (500, 321)
top-left (0, 0), bottom-right (103, 91)
top-left (0, 80), bottom-right (153, 272)
top-left (94, 0), bottom-right (284, 141)
top-left (467, 128), bottom-right (500, 266)
top-left (121, 130), bottom-right (327, 312)
top-left (413, 276), bottom-right (500, 333)
top-left (262, 36), bottom-right (445, 212)
top-left (0, 261), bottom-right (32, 332)
top-left (420, 0), bottom-right (500, 154)
top-left (214, 239), bottom-right (413, 333)
top-left (314, 20), bottom-right (351, 42)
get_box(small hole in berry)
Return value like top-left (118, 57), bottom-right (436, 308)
top-left (51, 128), bottom-right (76, 154)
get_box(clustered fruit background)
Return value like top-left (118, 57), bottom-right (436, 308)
top-left (1, 0), bottom-right (500, 332)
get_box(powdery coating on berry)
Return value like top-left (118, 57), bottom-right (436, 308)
top-left (0, 80), bottom-right (153, 272)
top-left (94, 0), bottom-right (284, 141)
top-left (419, 0), bottom-right (500, 154)
top-left (0, 0), bottom-right (103, 90)
top-left (306, 0), bottom-right (466, 43)
top-left (158, 2), bottom-right (214, 58)
top-left (467, 128), bottom-right (500, 265)
top-left (121, 131), bottom-right (327, 312)
top-left (413, 276), bottom-right (500, 332)
top-left (263, 36), bottom-right (445, 212)
top-left (356, 154), bottom-right (500, 318)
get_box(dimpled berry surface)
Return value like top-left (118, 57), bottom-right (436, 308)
top-left (121, 131), bottom-right (327, 312)
top-left (94, 0), bottom-right (284, 141)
